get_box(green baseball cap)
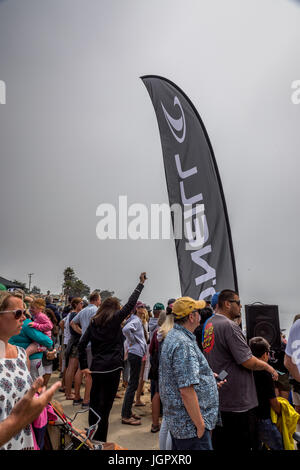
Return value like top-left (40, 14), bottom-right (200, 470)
top-left (153, 302), bottom-right (165, 311)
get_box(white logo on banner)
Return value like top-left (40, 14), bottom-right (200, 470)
top-left (161, 96), bottom-right (186, 143)
top-left (161, 94), bottom-right (216, 299)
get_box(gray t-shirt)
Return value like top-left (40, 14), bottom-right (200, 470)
top-left (72, 304), bottom-right (98, 347)
top-left (202, 313), bottom-right (258, 412)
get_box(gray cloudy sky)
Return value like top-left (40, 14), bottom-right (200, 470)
top-left (1, 0), bottom-right (300, 332)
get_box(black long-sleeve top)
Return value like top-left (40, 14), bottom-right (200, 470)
top-left (78, 283), bottom-right (144, 373)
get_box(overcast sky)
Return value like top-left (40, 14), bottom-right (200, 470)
top-left (1, 0), bottom-right (300, 332)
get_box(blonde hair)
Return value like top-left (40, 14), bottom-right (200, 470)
top-left (158, 310), bottom-right (166, 327)
top-left (158, 314), bottom-right (174, 341)
top-left (136, 307), bottom-right (149, 342)
top-left (137, 307), bottom-right (149, 324)
top-left (0, 292), bottom-right (24, 311)
top-left (31, 298), bottom-right (46, 311)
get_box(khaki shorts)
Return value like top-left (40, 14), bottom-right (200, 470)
top-left (69, 343), bottom-right (79, 359)
top-left (275, 373), bottom-right (291, 392)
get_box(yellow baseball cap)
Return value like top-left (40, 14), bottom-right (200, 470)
top-left (172, 297), bottom-right (206, 319)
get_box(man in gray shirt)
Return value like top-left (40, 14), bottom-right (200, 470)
top-left (70, 291), bottom-right (101, 407)
top-left (202, 289), bottom-right (278, 451)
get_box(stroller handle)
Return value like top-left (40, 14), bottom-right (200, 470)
top-left (70, 407), bottom-right (101, 427)
top-left (89, 407), bottom-right (101, 426)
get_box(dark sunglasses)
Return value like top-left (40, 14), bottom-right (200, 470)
top-left (0, 309), bottom-right (25, 319)
top-left (229, 300), bottom-right (241, 306)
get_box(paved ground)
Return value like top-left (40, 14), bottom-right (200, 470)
top-left (49, 371), bottom-right (160, 450)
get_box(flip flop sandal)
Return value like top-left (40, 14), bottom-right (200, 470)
top-left (122, 417), bottom-right (141, 426)
top-left (73, 398), bottom-right (83, 405)
top-left (65, 395), bottom-right (76, 400)
top-left (151, 424), bottom-right (160, 433)
top-left (134, 402), bottom-right (146, 407)
top-left (131, 413), bottom-right (141, 420)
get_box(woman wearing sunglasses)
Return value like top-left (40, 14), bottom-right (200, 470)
top-left (8, 298), bottom-right (53, 380)
top-left (0, 292), bottom-right (36, 449)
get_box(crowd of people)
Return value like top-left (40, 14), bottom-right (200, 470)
top-left (0, 274), bottom-right (300, 451)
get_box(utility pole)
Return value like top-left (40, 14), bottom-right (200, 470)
top-left (28, 273), bottom-right (34, 293)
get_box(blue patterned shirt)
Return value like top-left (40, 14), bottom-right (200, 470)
top-left (159, 324), bottom-right (219, 439)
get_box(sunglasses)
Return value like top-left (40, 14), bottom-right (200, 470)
top-left (0, 309), bottom-right (25, 319)
top-left (229, 300), bottom-right (241, 306)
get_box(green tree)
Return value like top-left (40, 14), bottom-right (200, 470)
top-left (12, 280), bottom-right (29, 294)
top-left (99, 289), bottom-right (115, 302)
top-left (72, 279), bottom-right (90, 298)
top-left (31, 285), bottom-right (41, 295)
top-left (63, 267), bottom-right (90, 299)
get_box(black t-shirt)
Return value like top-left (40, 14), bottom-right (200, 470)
top-left (253, 370), bottom-right (276, 419)
top-left (69, 312), bottom-right (81, 340)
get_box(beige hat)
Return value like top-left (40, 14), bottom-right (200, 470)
top-left (172, 297), bottom-right (206, 319)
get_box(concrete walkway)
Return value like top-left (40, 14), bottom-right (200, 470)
top-left (49, 371), bottom-right (160, 450)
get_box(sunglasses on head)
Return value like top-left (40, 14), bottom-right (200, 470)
top-left (0, 309), bottom-right (25, 319)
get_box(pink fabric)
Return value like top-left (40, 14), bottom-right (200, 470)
top-left (33, 398), bottom-right (57, 428)
top-left (31, 424), bottom-right (39, 450)
top-left (32, 312), bottom-right (53, 338)
top-left (33, 406), bottom-right (48, 429)
top-left (46, 403), bottom-right (58, 422)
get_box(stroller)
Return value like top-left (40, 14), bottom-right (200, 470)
top-left (44, 401), bottom-right (125, 450)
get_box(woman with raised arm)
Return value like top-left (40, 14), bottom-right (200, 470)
top-left (78, 272), bottom-right (147, 442)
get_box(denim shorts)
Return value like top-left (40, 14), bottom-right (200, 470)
top-left (257, 418), bottom-right (284, 450)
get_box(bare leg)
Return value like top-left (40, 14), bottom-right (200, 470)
top-left (151, 392), bottom-right (160, 427)
top-left (74, 368), bottom-right (83, 400)
top-left (43, 373), bottom-right (51, 388)
top-left (83, 373), bottom-right (92, 404)
top-left (65, 358), bottom-right (78, 398)
top-left (61, 368), bottom-right (66, 390)
top-left (58, 349), bottom-right (62, 372)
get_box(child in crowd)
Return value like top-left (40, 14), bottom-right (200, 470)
top-left (26, 298), bottom-right (54, 358)
top-left (249, 336), bottom-right (284, 450)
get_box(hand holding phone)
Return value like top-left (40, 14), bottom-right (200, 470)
top-left (216, 370), bottom-right (228, 382)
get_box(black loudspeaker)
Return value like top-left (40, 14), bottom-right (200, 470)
top-left (245, 303), bottom-right (281, 351)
